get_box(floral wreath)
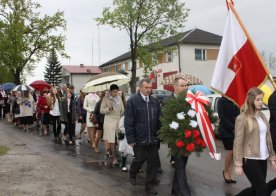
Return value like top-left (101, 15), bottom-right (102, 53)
top-left (159, 91), bottom-right (217, 157)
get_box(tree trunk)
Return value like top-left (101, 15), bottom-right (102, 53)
top-left (13, 69), bottom-right (21, 85)
top-left (130, 45), bottom-right (137, 93)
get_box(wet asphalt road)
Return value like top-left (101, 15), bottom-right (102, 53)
top-left (1, 120), bottom-right (276, 196)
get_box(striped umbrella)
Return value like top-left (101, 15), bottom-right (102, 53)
top-left (12, 84), bottom-right (34, 92)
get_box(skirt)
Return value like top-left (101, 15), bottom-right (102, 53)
top-left (103, 115), bottom-right (120, 143)
top-left (20, 116), bottom-right (33, 125)
top-left (222, 137), bottom-right (234, 150)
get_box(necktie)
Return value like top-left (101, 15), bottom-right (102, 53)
top-left (145, 96), bottom-right (148, 103)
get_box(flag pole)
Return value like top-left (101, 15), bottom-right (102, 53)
top-left (227, 0), bottom-right (276, 90)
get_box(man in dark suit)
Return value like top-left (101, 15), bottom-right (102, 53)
top-left (164, 77), bottom-right (191, 196)
top-left (268, 90), bottom-right (276, 195)
top-left (125, 78), bottom-right (161, 195)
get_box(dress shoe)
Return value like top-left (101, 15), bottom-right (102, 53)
top-left (223, 171), bottom-right (232, 183)
top-left (129, 177), bottom-right (136, 185)
top-left (157, 167), bottom-right (163, 174)
top-left (145, 188), bottom-right (158, 195)
top-left (230, 179), bottom-right (237, 183)
top-left (152, 179), bottom-right (160, 185)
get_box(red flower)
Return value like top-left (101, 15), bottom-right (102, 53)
top-left (200, 140), bottom-right (206, 148)
top-left (185, 143), bottom-right (195, 152)
top-left (193, 129), bottom-right (200, 139)
top-left (195, 138), bottom-right (202, 145)
top-left (185, 130), bottom-right (192, 138)
top-left (176, 140), bottom-right (184, 148)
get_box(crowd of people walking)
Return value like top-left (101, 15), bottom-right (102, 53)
top-left (1, 78), bottom-right (276, 196)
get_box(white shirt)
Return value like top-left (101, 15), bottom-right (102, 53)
top-left (140, 92), bottom-right (149, 102)
top-left (245, 115), bottom-right (269, 160)
top-left (50, 98), bottom-right (60, 116)
top-left (67, 98), bottom-right (71, 113)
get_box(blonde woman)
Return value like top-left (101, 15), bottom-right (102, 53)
top-left (49, 87), bottom-right (62, 144)
top-left (234, 87), bottom-right (276, 196)
top-left (100, 84), bottom-right (124, 166)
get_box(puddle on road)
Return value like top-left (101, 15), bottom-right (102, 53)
top-left (14, 143), bottom-right (27, 146)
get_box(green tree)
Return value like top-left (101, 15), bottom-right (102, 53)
top-left (0, 0), bottom-right (67, 84)
top-left (44, 48), bottom-right (62, 86)
top-left (0, 66), bottom-right (13, 84)
top-left (96, 0), bottom-right (189, 93)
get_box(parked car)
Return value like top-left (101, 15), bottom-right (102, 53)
top-left (124, 93), bottom-right (134, 101)
top-left (151, 89), bottom-right (172, 104)
top-left (207, 94), bottom-right (221, 136)
top-left (207, 94), bottom-right (270, 136)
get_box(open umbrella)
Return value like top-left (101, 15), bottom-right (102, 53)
top-left (30, 80), bottom-right (51, 91)
top-left (189, 85), bottom-right (213, 95)
top-left (82, 72), bottom-right (130, 93)
top-left (1, 83), bottom-right (16, 91)
top-left (12, 84), bottom-right (34, 92)
top-left (161, 73), bottom-right (203, 86)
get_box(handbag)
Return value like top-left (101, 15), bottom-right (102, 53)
top-left (89, 113), bottom-right (97, 124)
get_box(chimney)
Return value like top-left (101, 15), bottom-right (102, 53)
top-left (80, 64), bottom-right (84, 67)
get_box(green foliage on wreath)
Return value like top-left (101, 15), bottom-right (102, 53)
top-left (159, 92), bottom-right (217, 157)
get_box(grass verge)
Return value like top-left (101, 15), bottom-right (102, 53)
top-left (0, 145), bottom-right (9, 155)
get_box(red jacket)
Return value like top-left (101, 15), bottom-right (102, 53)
top-left (37, 96), bottom-right (50, 113)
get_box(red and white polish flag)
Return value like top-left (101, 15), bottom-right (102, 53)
top-left (211, 7), bottom-right (267, 108)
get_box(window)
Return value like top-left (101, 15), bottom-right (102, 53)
top-left (122, 63), bottom-right (126, 70)
top-left (167, 51), bottom-right (173, 62)
top-left (128, 62), bottom-right (132, 71)
top-left (114, 64), bottom-right (119, 72)
top-left (195, 49), bottom-right (206, 60)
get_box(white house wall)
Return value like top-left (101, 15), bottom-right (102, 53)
top-left (71, 74), bottom-right (95, 93)
top-left (180, 44), bottom-right (219, 87)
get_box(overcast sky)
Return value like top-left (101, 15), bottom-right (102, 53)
top-left (28, 0), bottom-right (276, 83)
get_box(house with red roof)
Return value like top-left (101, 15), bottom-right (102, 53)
top-left (62, 64), bottom-right (101, 93)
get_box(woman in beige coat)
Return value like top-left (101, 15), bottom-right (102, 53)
top-left (100, 84), bottom-right (124, 166)
top-left (234, 87), bottom-right (276, 196)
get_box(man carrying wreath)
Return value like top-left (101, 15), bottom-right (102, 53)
top-left (163, 77), bottom-right (191, 196)
top-left (160, 76), bottom-right (216, 196)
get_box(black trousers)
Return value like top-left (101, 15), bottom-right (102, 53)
top-left (268, 177), bottom-right (276, 195)
top-left (0, 105), bottom-right (2, 118)
top-left (172, 156), bottom-right (191, 196)
top-left (237, 159), bottom-right (268, 196)
top-left (129, 144), bottom-right (158, 190)
top-left (64, 113), bottom-right (75, 140)
top-left (51, 115), bottom-right (61, 138)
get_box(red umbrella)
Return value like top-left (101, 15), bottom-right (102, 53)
top-left (29, 80), bottom-right (51, 91)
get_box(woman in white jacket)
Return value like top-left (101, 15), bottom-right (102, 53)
top-left (83, 93), bottom-right (99, 149)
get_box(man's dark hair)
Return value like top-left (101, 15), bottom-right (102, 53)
top-left (139, 78), bottom-right (151, 87)
top-left (173, 77), bottom-right (187, 85)
top-left (110, 84), bottom-right (119, 91)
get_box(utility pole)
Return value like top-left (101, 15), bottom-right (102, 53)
top-left (98, 24), bottom-right (101, 66)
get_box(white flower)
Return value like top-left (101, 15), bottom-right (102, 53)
top-left (189, 120), bottom-right (198, 128)
top-left (187, 109), bottom-right (196, 118)
top-left (211, 124), bottom-right (215, 130)
top-left (169, 121), bottom-right (179, 130)
top-left (176, 112), bottom-right (185, 120)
